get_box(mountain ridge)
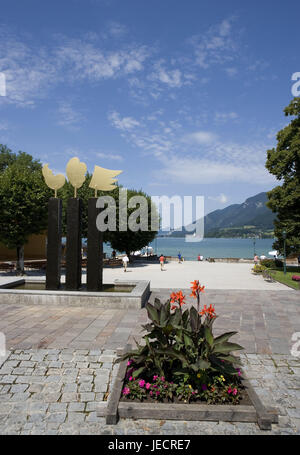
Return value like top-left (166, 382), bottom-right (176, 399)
top-left (159, 192), bottom-right (276, 238)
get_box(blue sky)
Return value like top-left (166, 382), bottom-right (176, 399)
top-left (0, 0), bottom-right (299, 216)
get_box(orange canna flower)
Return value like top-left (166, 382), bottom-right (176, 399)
top-left (170, 292), bottom-right (177, 303)
top-left (170, 290), bottom-right (186, 308)
top-left (199, 304), bottom-right (216, 319)
top-left (190, 280), bottom-right (205, 298)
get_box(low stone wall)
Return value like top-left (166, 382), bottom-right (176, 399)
top-left (165, 257), bottom-right (253, 263)
top-left (0, 279), bottom-right (150, 309)
top-left (213, 258), bottom-right (253, 263)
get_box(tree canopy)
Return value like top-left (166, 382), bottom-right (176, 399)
top-left (0, 146), bottom-right (51, 272)
top-left (0, 145), bottom-right (159, 268)
top-left (60, 181), bottom-right (159, 256)
top-left (266, 98), bottom-right (300, 255)
top-left (105, 188), bottom-right (159, 257)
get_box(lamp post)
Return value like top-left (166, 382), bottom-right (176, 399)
top-left (283, 230), bottom-right (287, 275)
top-left (253, 237), bottom-right (256, 257)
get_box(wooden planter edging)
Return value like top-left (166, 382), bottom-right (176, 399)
top-left (99, 345), bottom-right (278, 430)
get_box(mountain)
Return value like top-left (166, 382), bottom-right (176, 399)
top-left (161, 192), bottom-right (276, 238)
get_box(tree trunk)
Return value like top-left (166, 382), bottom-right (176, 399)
top-left (16, 245), bottom-right (25, 275)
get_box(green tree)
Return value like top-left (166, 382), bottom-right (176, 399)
top-left (0, 147), bottom-right (51, 273)
top-left (266, 98), bottom-right (300, 255)
top-left (105, 188), bottom-right (159, 258)
top-left (60, 182), bottom-right (159, 257)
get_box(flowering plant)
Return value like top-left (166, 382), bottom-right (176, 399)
top-left (118, 280), bottom-right (244, 404)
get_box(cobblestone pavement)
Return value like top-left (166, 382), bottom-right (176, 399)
top-left (0, 350), bottom-right (299, 435)
top-left (0, 289), bottom-right (298, 355)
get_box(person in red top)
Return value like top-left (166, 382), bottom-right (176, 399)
top-left (159, 254), bottom-right (165, 271)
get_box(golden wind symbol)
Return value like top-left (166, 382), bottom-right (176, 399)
top-left (89, 165), bottom-right (122, 196)
top-left (42, 157), bottom-right (122, 197)
top-left (42, 164), bottom-right (66, 198)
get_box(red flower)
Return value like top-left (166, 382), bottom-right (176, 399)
top-left (199, 304), bottom-right (216, 319)
top-left (170, 290), bottom-right (186, 308)
top-left (190, 280), bottom-right (205, 298)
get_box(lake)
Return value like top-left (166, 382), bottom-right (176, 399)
top-left (102, 237), bottom-right (277, 261)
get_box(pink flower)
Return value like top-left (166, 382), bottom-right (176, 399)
top-left (192, 391), bottom-right (195, 395)
top-left (153, 375), bottom-right (158, 381)
top-left (227, 387), bottom-right (232, 394)
top-left (126, 367), bottom-right (133, 378)
top-left (161, 376), bottom-right (165, 382)
top-left (236, 368), bottom-right (241, 377)
top-left (156, 391), bottom-right (160, 396)
top-left (146, 383), bottom-right (151, 390)
top-left (233, 388), bottom-right (238, 396)
top-left (139, 379), bottom-right (145, 388)
top-left (127, 360), bottom-right (132, 366)
top-left (129, 376), bottom-right (133, 381)
top-left (150, 391), bottom-right (153, 396)
top-left (122, 387), bottom-right (130, 396)
top-left (153, 384), bottom-right (157, 388)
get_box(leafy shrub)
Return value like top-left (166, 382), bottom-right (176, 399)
top-left (118, 280), bottom-right (244, 404)
top-left (252, 264), bottom-right (264, 274)
top-left (260, 259), bottom-right (275, 268)
top-left (274, 259), bottom-right (283, 268)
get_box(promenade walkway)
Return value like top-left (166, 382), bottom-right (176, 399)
top-left (0, 263), bottom-right (299, 435)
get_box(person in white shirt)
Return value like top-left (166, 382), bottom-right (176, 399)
top-left (122, 255), bottom-right (129, 272)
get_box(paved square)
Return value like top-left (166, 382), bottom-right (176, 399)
top-left (0, 264), bottom-right (299, 435)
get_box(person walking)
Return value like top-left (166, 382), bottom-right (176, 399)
top-left (178, 252), bottom-right (182, 264)
top-left (254, 255), bottom-right (259, 265)
top-left (159, 254), bottom-right (165, 271)
top-left (122, 254), bottom-right (129, 272)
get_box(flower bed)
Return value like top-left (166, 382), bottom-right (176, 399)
top-left (100, 280), bottom-right (278, 429)
top-left (119, 280), bottom-right (246, 405)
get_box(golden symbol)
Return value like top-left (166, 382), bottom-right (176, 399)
top-left (42, 164), bottom-right (66, 198)
top-left (89, 165), bottom-right (122, 196)
top-left (66, 157), bottom-right (87, 198)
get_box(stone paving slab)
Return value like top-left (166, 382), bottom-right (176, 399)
top-left (0, 350), bottom-right (299, 435)
top-left (0, 289), bottom-right (298, 355)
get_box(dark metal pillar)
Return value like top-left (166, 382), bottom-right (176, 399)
top-left (87, 198), bottom-right (103, 291)
top-left (46, 198), bottom-right (62, 290)
top-left (66, 198), bottom-right (82, 290)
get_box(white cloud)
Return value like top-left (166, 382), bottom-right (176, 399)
top-left (96, 152), bottom-right (123, 161)
top-left (215, 112), bottom-right (238, 122)
top-left (55, 40), bottom-right (149, 81)
top-left (106, 21), bottom-right (128, 38)
top-left (150, 62), bottom-right (183, 88)
top-left (183, 131), bottom-right (217, 145)
top-left (108, 111), bottom-right (140, 131)
top-left (159, 155), bottom-right (275, 185)
top-left (208, 193), bottom-right (228, 204)
top-left (0, 122), bottom-right (8, 131)
top-left (225, 67), bottom-right (238, 77)
top-left (109, 107), bottom-right (275, 186)
top-left (191, 17), bottom-right (237, 69)
top-left (57, 102), bottom-right (85, 128)
top-left (0, 30), bottom-right (59, 107)
top-left (0, 26), bottom-right (150, 107)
